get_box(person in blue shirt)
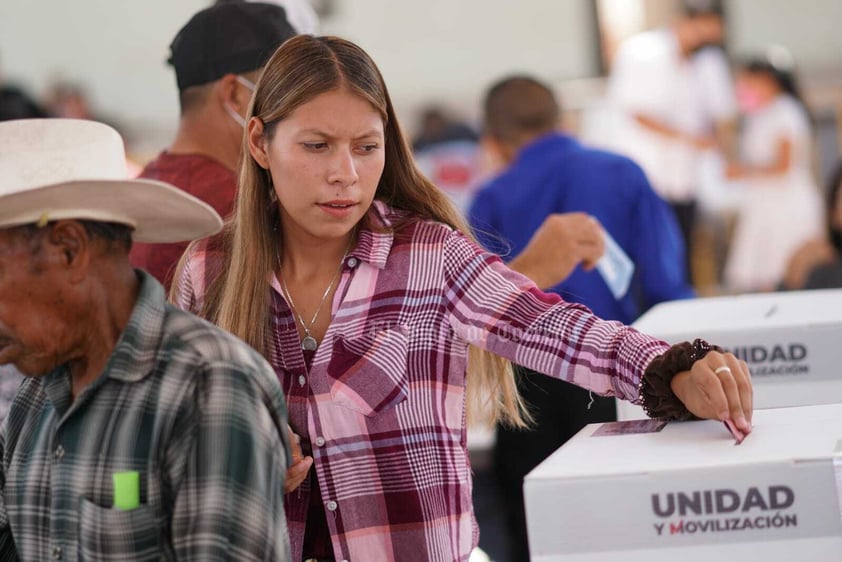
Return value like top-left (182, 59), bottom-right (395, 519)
top-left (468, 75), bottom-right (694, 562)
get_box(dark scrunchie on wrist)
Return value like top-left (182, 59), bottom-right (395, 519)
top-left (639, 338), bottom-right (722, 421)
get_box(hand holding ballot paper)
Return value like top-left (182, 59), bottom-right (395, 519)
top-left (508, 212), bottom-right (605, 289)
top-left (506, 213), bottom-right (636, 301)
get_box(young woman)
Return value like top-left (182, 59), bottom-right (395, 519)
top-left (724, 53), bottom-right (824, 292)
top-left (172, 35), bottom-right (752, 562)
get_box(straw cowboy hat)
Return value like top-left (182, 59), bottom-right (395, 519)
top-left (0, 118), bottom-right (222, 242)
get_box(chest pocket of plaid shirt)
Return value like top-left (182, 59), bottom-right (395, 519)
top-left (327, 325), bottom-right (409, 416)
top-left (78, 497), bottom-right (161, 561)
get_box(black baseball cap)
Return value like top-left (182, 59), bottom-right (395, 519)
top-left (168, 2), bottom-right (297, 91)
top-left (682, 0), bottom-right (723, 17)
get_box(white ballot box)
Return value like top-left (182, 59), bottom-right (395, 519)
top-left (525, 403), bottom-right (842, 561)
top-left (618, 289), bottom-right (842, 420)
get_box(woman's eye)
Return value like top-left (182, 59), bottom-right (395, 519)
top-left (358, 144), bottom-right (380, 153)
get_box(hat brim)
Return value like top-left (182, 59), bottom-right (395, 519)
top-left (0, 179), bottom-right (223, 243)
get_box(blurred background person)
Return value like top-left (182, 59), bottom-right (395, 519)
top-left (0, 55), bottom-right (46, 121)
top-left (44, 80), bottom-right (96, 120)
top-left (469, 75), bottom-right (694, 562)
top-left (803, 161), bottom-right (842, 289)
top-left (781, 160), bottom-right (842, 290)
top-left (413, 105), bottom-right (484, 214)
top-left (41, 79), bottom-right (145, 175)
top-left (413, 105), bottom-right (479, 151)
top-left (607, 0), bottom-right (737, 282)
top-left (129, 2), bottom-right (297, 290)
top-left (723, 49), bottom-right (824, 293)
top-left (0, 86), bottom-right (45, 121)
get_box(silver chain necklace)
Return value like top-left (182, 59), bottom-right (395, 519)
top-left (277, 246), bottom-right (349, 351)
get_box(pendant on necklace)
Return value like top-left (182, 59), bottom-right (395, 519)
top-left (301, 336), bottom-right (318, 351)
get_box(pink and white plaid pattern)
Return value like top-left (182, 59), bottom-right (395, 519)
top-left (174, 201), bottom-right (670, 561)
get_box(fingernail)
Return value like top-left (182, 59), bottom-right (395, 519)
top-left (737, 416), bottom-right (749, 431)
top-left (718, 411), bottom-right (729, 421)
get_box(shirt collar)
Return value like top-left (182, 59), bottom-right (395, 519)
top-left (103, 270), bottom-right (168, 383)
top-left (268, 201), bottom-right (398, 297)
top-left (346, 200), bottom-right (397, 270)
top-left (514, 132), bottom-right (575, 165)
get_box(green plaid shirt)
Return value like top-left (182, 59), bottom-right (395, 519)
top-left (0, 271), bottom-right (292, 561)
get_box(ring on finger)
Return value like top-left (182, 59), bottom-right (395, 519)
top-left (714, 365), bottom-right (732, 375)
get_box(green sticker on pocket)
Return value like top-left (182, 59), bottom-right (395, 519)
top-left (112, 471), bottom-right (140, 511)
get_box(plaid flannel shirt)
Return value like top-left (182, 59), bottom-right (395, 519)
top-left (175, 201), bottom-right (670, 562)
top-left (0, 271), bottom-right (292, 561)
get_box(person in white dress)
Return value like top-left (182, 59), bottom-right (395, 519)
top-left (607, 3), bottom-right (737, 279)
top-left (724, 54), bottom-right (824, 293)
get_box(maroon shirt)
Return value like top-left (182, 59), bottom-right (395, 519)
top-left (130, 152), bottom-right (236, 290)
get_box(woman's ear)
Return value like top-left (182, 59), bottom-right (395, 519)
top-left (247, 117), bottom-right (270, 169)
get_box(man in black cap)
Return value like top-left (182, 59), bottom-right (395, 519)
top-left (130, 2), bottom-right (296, 290)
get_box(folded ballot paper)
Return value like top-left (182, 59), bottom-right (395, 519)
top-left (524, 403), bottom-right (842, 561)
top-left (596, 229), bottom-right (634, 299)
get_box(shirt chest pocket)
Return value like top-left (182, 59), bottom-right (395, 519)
top-left (78, 497), bottom-right (162, 561)
top-left (326, 325), bottom-right (409, 416)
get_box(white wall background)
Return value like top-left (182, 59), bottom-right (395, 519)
top-left (320, 0), bottom-right (597, 119)
top-left (1, 0), bottom-right (840, 157)
top-left (0, 0), bottom-right (597, 153)
top-left (728, 0), bottom-right (842, 68)
top-left (0, 0), bottom-right (208, 151)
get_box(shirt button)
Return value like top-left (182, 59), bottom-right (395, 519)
top-left (52, 546), bottom-right (62, 560)
top-left (326, 500), bottom-right (338, 511)
top-left (315, 437), bottom-right (325, 447)
top-left (298, 375), bottom-right (306, 386)
top-left (54, 445), bottom-right (64, 461)
top-left (347, 257), bottom-right (358, 268)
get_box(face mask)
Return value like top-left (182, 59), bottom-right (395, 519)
top-left (736, 83), bottom-right (765, 114)
top-left (225, 75), bottom-right (256, 128)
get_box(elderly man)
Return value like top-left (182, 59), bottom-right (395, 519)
top-left (0, 118), bottom-right (292, 561)
top-left (129, 2), bottom-right (297, 289)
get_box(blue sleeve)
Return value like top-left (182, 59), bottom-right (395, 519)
top-left (627, 163), bottom-right (696, 306)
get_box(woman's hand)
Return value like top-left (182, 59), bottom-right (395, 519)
top-left (669, 351), bottom-right (753, 433)
top-left (285, 425), bottom-right (313, 493)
